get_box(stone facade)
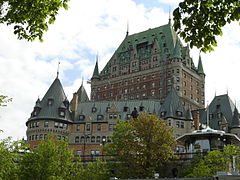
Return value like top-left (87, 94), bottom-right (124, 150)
top-left (26, 22), bottom-right (206, 155)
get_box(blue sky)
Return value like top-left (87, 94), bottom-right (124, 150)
top-left (0, 0), bottom-right (239, 140)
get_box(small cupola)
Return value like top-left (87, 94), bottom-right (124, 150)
top-left (32, 98), bottom-right (41, 117)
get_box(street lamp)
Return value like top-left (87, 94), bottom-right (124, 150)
top-left (102, 137), bottom-right (106, 161)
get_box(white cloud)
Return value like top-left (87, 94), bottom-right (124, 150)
top-left (0, 0), bottom-right (239, 140)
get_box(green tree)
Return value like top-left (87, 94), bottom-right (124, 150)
top-left (186, 145), bottom-right (240, 177)
top-left (81, 160), bottom-right (111, 180)
top-left (173, 0), bottom-right (240, 52)
top-left (0, 0), bottom-right (70, 41)
top-left (0, 137), bottom-right (26, 180)
top-left (0, 95), bottom-right (12, 106)
top-left (19, 135), bottom-right (77, 180)
top-left (105, 113), bottom-right (176, 179)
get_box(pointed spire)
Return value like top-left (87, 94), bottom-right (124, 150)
top-left (168, 6), bottom-right (172, 24)
top-left (57, 61), bottom-right (60, 78)
top-left (231, 106), bottom-right (240, 128)
top-left (197, 54), bottom-right (205, 75)
top-left (172, 39), bottom-right (182, 59)
top-left (91, 55), bottom-right (100, 80)
top-left (76, 79), bottom-right (89, 103)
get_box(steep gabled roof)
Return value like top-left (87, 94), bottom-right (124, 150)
top-left (159, 87), bottom-right (186, 119)
top-left (74, 99), bottom-right (161, 122)
top-left (99, 23), bottom-right (187, 77)
top-left (28, 77), bottom-right (72, 122)
top-left (200, 94), bottom-right (235, 129)
top-left (76, 83), bottom-right (89, 103)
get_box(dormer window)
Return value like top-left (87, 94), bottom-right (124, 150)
top-left (106, 107), bottom-right (110, 112)
top-left (97, 115), bottom-right (104, 121)
top-left (160, 111), bottom-right (166, 117)
top-left (139, 106), bottom-right (144, 112)
top-left (123, 106), bottom-right (128, 112)
top-left (79, 115), bottom-right (85, 121)
top-left (176, 111), bottom-right (182, 117)
top-left (92, 107), bottom-right (97, 113)
top-left (59, 110), bottom-right (65, 117)
top-left (48, 98), bottom-right (54, 106)
top-left (33, 111), bottom-right (37, 117)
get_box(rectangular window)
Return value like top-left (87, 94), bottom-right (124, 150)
top-left (86, 124), bottom-right (91, 131)
top-left (181, 121), bottom-right (184, 128)
top-left (97, 124), bottom-right (101, 131)
top-left (76, 125), bottom-right (80, 131)
top-left (44, 121), bottom-right (49, 127)
top-left (54, 122), bottom-right (59, 128)
top-left (109, 124), bottom-right (114, 131)
top-left (176, 121), bottom-right (180, 128)
top-left (76, 150), bottom-right (81, 156)
top-left (59, 123), bottom-right (63, 128)
top-left (63, 124), bottom-right (68, 130)
top-left (36, 122), bottom-right (39, 127)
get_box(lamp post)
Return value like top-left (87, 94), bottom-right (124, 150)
top-left (102, 137), bottom-right (106, 161)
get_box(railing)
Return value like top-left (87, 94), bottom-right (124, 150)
top-left (75, 151), bottom-right (209, 162)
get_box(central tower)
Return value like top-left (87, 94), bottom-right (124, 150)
top-left (90, 22), bottom-right (205, 110)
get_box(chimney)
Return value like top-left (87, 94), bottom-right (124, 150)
top-left (193, 111), bottom-right (200, 130)
top-left (71, 92), bottom-right (78, 112)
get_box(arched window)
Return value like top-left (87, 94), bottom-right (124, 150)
top-left (75, 136), bottom-right (79, 143)
top-left (91, 136), bottom-right (95, 143)
top-left (80, 136), bottom-right (85, 143)
top-left (86, 136), bottom-right (90, 143)
top-left (96, 136), bottom-right (101, 143)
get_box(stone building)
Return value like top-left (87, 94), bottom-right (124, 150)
top-left (26, 21), bottom-right (208, 156)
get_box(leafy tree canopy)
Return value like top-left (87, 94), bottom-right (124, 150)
top-left (0, 95), bottom-right (12, 106)
top-left (0, 137), bottom-right (26, 180)
top-left (105, 113), bottom-right (176, 179)
top-left (173, 0), bottom-right (240, 52)
top-left (0, 0), bottom-right (70, 42)
top-left (186, 144), bottom-right (240, 177)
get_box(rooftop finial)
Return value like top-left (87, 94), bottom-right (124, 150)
top-left (81, 77), bottom-right (84, 86)
top-left (168, 6), bottom-right (171, 24)
top-left (57, 61), bottom-right (60, 78)
top-left (96, 51), bottom-right (99, 62)
top-left (126, 20), bottom-right (129, 36)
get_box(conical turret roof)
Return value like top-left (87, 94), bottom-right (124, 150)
top-left (28, 77), bottom-right (72, 122)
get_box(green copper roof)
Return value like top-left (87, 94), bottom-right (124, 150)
top-left (91, 60), bottom-right (100, 79)
top-left (159, 87), bottom-right (187, 119)
top-left (197, 55), bottom-right (205, 75)
top-left (28, 77), bottom-right (72, 122)
top-left (172, 39), bottom-right (182, 59)
top-left (100, 23), bottom-right (184, 76)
